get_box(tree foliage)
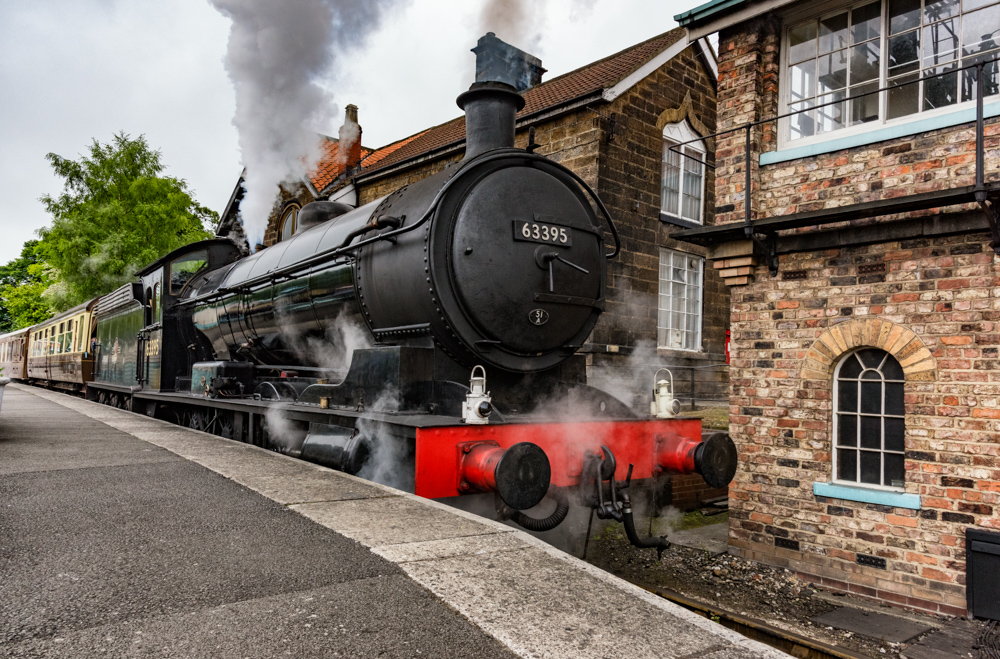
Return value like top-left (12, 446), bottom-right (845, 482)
top-left (37, 132), bottom-right (217, 308)
top-left (0, 241), bottom-right (54, 333)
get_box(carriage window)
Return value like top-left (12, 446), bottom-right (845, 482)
top-left (834, 348), bottom-right (906, 488)
top-left (170, 249), bottom-right (208, 294)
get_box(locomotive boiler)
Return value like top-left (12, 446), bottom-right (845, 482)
top-left (14, 35), bottom-right (738, 549)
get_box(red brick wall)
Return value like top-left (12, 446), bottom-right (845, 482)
top-left (713, 13), bottom-right (1000, 616)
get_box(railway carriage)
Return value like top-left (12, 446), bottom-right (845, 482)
top-left (24, 299), bottom-right (98, 391)
top-left (0, 327), bottom-right (29, 380)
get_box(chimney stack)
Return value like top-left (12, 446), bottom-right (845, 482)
top-left (337, 104), bottom-right (362, 171)
top-left (457, 34), bottom-right (544, 161)
top-left (472, 32), bottom-right (545, 91)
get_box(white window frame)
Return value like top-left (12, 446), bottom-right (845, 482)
top-left (657, 248), bottom-right (704, 352)
top-left (777, 0), bottom-right (1000, 150)
top-left (832, 348), bottom-right (907, 491)
top-left (661, 121), bottom-right (706, 225)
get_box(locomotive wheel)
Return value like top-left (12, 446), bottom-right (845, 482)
top-left (97, 391), bottom-right (108, 406)
top-left (123, 397), bottom-right (132, 412)
top-left (109, 393), bottom-right (120, 409)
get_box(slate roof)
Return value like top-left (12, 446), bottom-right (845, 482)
top-left (324, 27), bottom-right (687, 184)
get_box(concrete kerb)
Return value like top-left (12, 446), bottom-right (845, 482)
top-left (16, 385), bottom-right (788, 659)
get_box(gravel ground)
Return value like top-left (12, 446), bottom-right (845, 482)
top-left (585, 516), bottom-right (986, 659)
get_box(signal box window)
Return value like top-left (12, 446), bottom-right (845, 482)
top-left (834, 348), bottom-right (906, 488)
top-left (657, 248), bottom-right (704, 351)
top-left (661, 121), bottom-right (706, 225)
top-left (170, 249), bottom-right (208, 294)
top-left (783, 0), bottom-right (1000, 144)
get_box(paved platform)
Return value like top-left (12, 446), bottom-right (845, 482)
top-left (0, 384), bottom-right (787, 658)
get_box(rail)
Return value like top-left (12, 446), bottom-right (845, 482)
top-left (668, 56), bottom-right (1000, 271)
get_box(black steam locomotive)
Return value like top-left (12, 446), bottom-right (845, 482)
top-left (8, 40), bottom-right (737, 547)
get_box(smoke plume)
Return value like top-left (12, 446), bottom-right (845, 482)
top-left (478, 0), bottom-right (542, 51)
top-left (210, 0), bottom-right (396, 248)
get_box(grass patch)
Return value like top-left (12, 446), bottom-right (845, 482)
top-left (678, 405), bottom-right (729, 430)
top-left (672, 509), bottom-right (728, 531)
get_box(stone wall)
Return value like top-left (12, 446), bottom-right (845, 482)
top-left (726, 232), bottom-right (999, 616)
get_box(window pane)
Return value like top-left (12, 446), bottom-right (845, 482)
top-left (965, 0), bottom-right (1000, 9)
top-left (961, 57), bottom-right (1000, 102)
top-left (858, 348), bottom-right (885, 368)
top-left (681, 151), bottom-right (703, 221)
top-left (851, 2), bottom-right (882, 43)
top-left (861, 381), bottom-right (882, 413)
top-left (839, 379), bottom-right (858, 411)
top-left (862, 369), bottom-right (882, 380)
top-left (860, 451), bottom-right (882, 484)
top-left (885, 382), bottom-right (905, 416)
top-left (840, 353), bottom-right (863, 378)
top-left (926, 0), bottom-right (959, 20)
top-left (861, 415), bottom-right (882, 448)
top-left (889, 0), bottom-right (921, 34)
top-left (789, 100), bottom-right (816, 139)
top-left (818, 51), bottom-right (849, 93)
top-left (882, 356), bottom-right (904, 380)
top-left (839, 414), bottom-right (858, 445)
top-left (817, 91), bottom-right (847, 133)
top-left (851, 41), bottom-right (881, 82)
top-left (839, 448), bottom-right (858, 480)
top-left (819, 13), bottom-right (849, 53)
top-left (923, 19), bottom-right (959, 65)
top-left (789, 21), bottom-right (819, 63)
top-left (884, 453), bottom-right (905, 486)
top-left (850, 82), bottom-right (881, 125)
top-left (888, 30), bottom-right (921, 76)
top-left (791, 60), bottom-right (817, 100)
top-left (885, 417), bottom-right (906, 451)
top-left (888, 73), bottom-right (920, 118)
top-left (662, 141), bottom-right (680, 214)
top-left (962, 6), bottom-right (1000, 58)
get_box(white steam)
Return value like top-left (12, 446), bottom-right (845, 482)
top-left (211, 0), bottom-right (396, 248)
top-left (336, 113), bottom-right (361, 167)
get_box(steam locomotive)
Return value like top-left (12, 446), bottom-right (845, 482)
top-left (0, 56), bottom-right (736, 548)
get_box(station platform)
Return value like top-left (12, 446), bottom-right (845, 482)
top-left (0, 384), bottom-right (787, 659)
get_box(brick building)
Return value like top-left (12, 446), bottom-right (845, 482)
top-left (218, 29), bottom-right (729, 509)
top-left (674, 0), bottom-right (1000, 615)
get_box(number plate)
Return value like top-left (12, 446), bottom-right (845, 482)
top-left (513, 220), bottom-right (572, 246)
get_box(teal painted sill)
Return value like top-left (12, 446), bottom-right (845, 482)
top-left (814, 482), bottom-right (921, 510)
top-left (761, 101), bottom-right (1000, 166)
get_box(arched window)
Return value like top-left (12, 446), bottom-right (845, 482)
top-left (834, 348), bottom-right (905, 488)
top-left (661, 121), bottom-right (705, 224)
top-left (279, 205), bottom-right (299, 241)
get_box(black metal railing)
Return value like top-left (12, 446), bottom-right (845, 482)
top-left (668, 56), bottom-right (1000, 264)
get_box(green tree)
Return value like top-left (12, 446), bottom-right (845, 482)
top-left (38, 132), bottom-right (217, 308)
top-left (0, 241), bottom-right (54, 333)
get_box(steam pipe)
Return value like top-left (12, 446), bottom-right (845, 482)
top-left (621, 491), bottom-right (670, 558)
top-left (509, 488), bottom-right (569, 532)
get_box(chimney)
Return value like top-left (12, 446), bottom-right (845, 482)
top-left (457, 34), bottom-right (543, 161)
top-left (472, 32), bottom-right (545, 91)
top-left (337, 104), bottom-right (362, 171)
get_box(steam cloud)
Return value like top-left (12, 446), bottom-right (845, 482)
top-left (210, 0), bottom-right (396, 249)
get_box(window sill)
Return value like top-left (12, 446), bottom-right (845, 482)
top-left (762, 100), bottom-right (1000, 166)
top-left (659, 213), bottom-right (703, 230)
top-left (813, 482), bottom-right (921, 510)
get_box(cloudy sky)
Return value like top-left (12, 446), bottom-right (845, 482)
top-left (0, 0), bottom-right (692, 265)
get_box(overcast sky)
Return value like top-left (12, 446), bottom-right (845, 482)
top-left (0, 0), bottom-right (692, 265)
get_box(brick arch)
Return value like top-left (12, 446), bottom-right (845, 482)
top-left (655, 91), bottom-right (715, 151)
top-left (801, 319), bottom-right (936, 382)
